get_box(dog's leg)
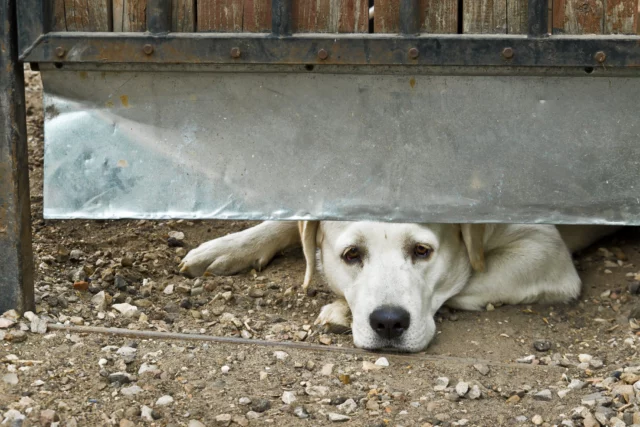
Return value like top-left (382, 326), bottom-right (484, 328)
top-left (314, 299), bottom-right (351, 330)
top-left (179, 221), bottom-right (300, 277)
top-left (447, 225), bottom-right (582, 311)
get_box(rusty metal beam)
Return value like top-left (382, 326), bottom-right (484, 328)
top-left (19, 32), bottom-right (640, 67)
top-left (0, 0), bottom-right (35, 314)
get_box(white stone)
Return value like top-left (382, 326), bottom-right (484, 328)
top-left (273, 351), bottom-right (289, 360)
top-left (121, 385), bottom-right (143, 396)
top-left (578, 354), bottom-right (593, 363)
top-left (336, 398), bottom-right (357, 414)
top-left (320, 364), bottom-right (334, 376)
top-left (281, 391), bottom-right (297, 405)
top-left (155, 395), bottom-right (174, 406)
top-left (112, 303), bottom-right (138, 317)
top-left (434, 377), bottom-right (450, 391)
top-left (532, 415), bottom-right (543, 425)
top-left (455, 382), bottom-right (469, 397)
top-left (374, 357), bottom-right (389, 367)
top-left (327, 413), bottom-right (350, 422)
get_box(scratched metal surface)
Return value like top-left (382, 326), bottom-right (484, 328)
top-left (41, 67), bottom-right (640, 224)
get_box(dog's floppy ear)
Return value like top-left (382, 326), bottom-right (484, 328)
top-left (460, 224), bottom-right (486, 272)
top-left (298, 221), bottom-right (320, 291)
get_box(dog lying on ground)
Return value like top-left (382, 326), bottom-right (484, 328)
top-left (180, 221), bottom-right (617, 352)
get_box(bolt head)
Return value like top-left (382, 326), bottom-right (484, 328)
top-left (143, 44), bottom-right (154, 55)
top-left (594, 51), bottom-right (606, 63)
top-left (55, 47), bottom-right (66, 58)
top-left (230, 47), bottom-right (241, 58)
top-left (408, 48), bottom-right (419, 59)
top-left (502, 47), bottom-right (514, 59)
top-left (317, 49), bottom-right (328, 60)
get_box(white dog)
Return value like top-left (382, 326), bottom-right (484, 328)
top-left (180, 222), bottom-right (617, 352)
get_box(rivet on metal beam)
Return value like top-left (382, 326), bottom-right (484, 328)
top-left (317, 49), bottom-right (328, 60)
top-left (230, 47), bottom-right (241, 58)
top-left (594, 51), bottom-right (606, 63)
top-left (502, 47), bottom-right (514, 59)
top-left (55, 47), bottom-right (66, 58)
top-left (143, 44), bottom-right (155, 55)
top-left (408, 48), bottom-right (419, 59)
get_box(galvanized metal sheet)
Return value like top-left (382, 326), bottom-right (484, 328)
top-left (42, 68), bottom-right (640, 224)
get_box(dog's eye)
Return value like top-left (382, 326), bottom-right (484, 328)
top-left (414, 244), bottom-right (433, 259)
top-left (342, 247), bottom-right (361, 264)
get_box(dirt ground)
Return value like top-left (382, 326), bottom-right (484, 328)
top-left (2, 67), bottom-right (640, 427)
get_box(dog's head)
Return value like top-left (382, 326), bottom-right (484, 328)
top-left (300, 221), bottom-right (485, 352)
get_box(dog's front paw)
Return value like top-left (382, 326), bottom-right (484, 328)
top-left (179, 235), bottom-right (272, 278)
top-left (314, 300), bottom-right (352, 333)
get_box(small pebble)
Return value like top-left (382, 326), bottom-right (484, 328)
top-left (156, 395), bottom-right (174, 406)
top-left (531, 415), bottom-right (543, 425)
top-left (375, 357), bottom-right (389, 367)
top-left (327, 412), bottom-right (350, 422)
top-left (281, 391), bottom-right (297, 405)
top-left (533, 339), bottom-right (552, 352)
top-left (293, 406), bottom-right (309, 419)
top-left (533, 389), bottom-right (552, 401)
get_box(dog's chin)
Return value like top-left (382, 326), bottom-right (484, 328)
top-left (352, 328), bottom-right (434, 353)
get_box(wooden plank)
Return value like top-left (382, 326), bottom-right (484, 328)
top-left (113, 0), bottom-right (147, 32)
top-left (197, 0), bottom-right (243, 31)
top-left (374, 0), bottom-right (400, 32)
top-left (243, 0), bottom-right (272, 32)
top-left (172, 0), bottom-right (195, 32)
top-left (53, 0), bottom-right (111, 31)
top-left (423, 0), bottom-right (458, 33)
top-left (375, 0), bottom-right (458, 33)
top-left (292, 0), bottom-right (368, 32)
top-left (604, 0), bottom-right (638, 34)
top-left (552, 0), bottom-right (603, 34)
top-left (463, 0), bottom-right (507, 33)
top-left (507, 0), bottom-right (528, 33)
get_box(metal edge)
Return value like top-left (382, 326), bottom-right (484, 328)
top-left (16, 0), bottom-right (46, 59)
top-left (21, 32), bottom-right (640, 67)
top-left (0, 0), bottom-right (35, 314)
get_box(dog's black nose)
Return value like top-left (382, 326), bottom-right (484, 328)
top-left (369, 306), bottom-right (411, 339)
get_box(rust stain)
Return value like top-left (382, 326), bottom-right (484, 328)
top-left (79, 71), bottom-right (88, 80)
top-left (105, 100), bottom-right (114, 108)
top-left (119, 95), bottom-right (129, 107)
top-left (117, 160), bottom-right (129, 168)
top-left (409, 77), bottom-right (416, 88)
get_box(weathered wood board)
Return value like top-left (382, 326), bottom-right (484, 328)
top-left (553, 0), bottom-right (603, 34)
top-left (172, 0), bottom-right (196, 32)
top-left (374, 0), bottom-right (458, 33)
top-left (604, 0), bottom-right (639, 34)
top-left (113, 0), bottom-right (147, 31)
top-left (463, 0), bottom-right (508, 33)
top-left (293, 0), bottom-right (368, 32)
top-left (53, 0), bottom-right (112, 31)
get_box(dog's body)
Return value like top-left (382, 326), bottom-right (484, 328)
top-left (180, 221), bottom-right (617, 352)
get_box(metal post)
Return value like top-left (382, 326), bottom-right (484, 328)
top-left (147, 0), bottom-right (172, 33)
top-left (271, 0), bottom-right (293, 36)
top-left (527, 0), bottom-right (549, 37)
top-left (399, 0), bottom-right (420, 35)
top-left (0, 0), bottom-right (35, 314)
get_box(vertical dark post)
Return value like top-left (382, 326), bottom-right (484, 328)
top-left (0, 0), bottom-right (35, 314)
top-left (272, 0), bottom-right (293, 36)
top-left (527, 0), bottom-right (548, 37)
top-left (147, 0), bottom-right (172, 33)
top-left (400, 0), bottom-right (420, 34)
